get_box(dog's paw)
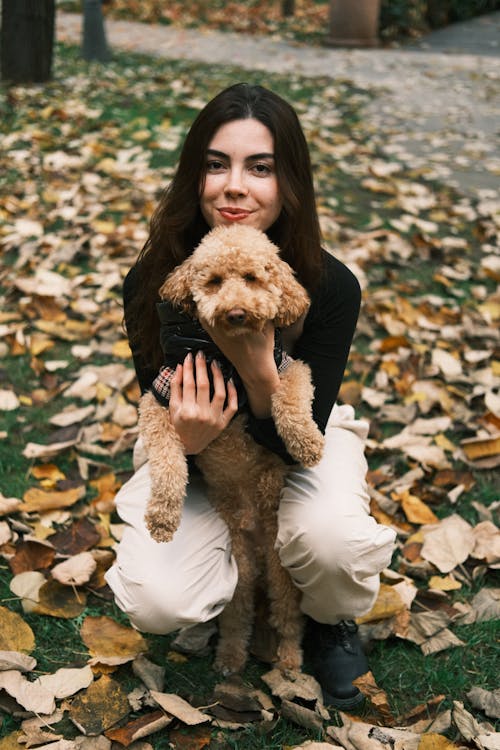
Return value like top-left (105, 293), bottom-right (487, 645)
top-left (290, 432), bottom-right (325, 468)
top-left (275, 641), bottom-right (302, 672)
top-left (144, 512), bottom-right (178, 543)
top-left (214, 646), bottom-right (247, 676)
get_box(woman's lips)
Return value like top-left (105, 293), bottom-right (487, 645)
top-left (218, 207), bottom-right (252, 221)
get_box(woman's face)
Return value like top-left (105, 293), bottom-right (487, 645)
top-left (200, 118), bottom-right (283, 232)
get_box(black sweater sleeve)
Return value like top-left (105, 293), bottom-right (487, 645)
top-left (123, 251), bottom-right (361, 464)
top-left (245, 250), bottom-right (361, 463)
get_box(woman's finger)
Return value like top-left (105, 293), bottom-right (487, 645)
top-left (194, 351), bottom-right (210, 405)
top-left (168, 364), bottom-right (183, 407)
top-left (180, 353), bottom-right (196, 404)
top-left (223, 377), bottom-right (239, 421)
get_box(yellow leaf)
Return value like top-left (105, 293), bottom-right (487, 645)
top-left (429, 575), bottom-right (462, 591)
top-left (461, 434), bottom-right (500, 460)
top-left (434, 433), bottom-right (456, 452)
top-left (418, 734), bottom-right (458, 750)
top-left (357, 583), bottom-right (406, 624)
top-left (167, 650), bottom-right (188, 664)
top-left (34, 580), bottom-right (87, 619)
top-left (92, 219), bottom-right (116, 235)
top-left (396, 489), bottom-right (439, 525)
top-left (31, 464), bottom-right (66, 482)
top-left (0, 732), bottom-right (24, 750)
top-left (81, 616), bottom-right (147, 661)
top-left (21, 486), bottom-right (85, 512)
top-left (69, 675), bottom-right (129, 735)
top-left (0, 606), bottom-right (35, 653)
top-left (112, 339), bottom-right (132, 359)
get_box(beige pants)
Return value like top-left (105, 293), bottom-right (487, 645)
top-left (105, 404), bottom-right (396, 634)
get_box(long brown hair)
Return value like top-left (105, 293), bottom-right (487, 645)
top-left (127, 83), bottom-right (323, 372)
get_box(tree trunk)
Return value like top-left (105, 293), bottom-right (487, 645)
top-left (282, 0), bottom-right (295, 17)
top-left (82, 0), bottom-right (111, 62)
top-left (327, 0), bottom-right (381, 47)
top-left (1, 0), bottom-right (55, 83)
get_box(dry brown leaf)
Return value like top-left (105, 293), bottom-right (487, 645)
top-left (280, 699), bottom-right (324, 732)
top-left (397, 490), bottom-right (439, 525)
top-left (467, 688), bottom-right (500, 720)
top-left (20, 486), bottom-right (85, 513)
top-left (357, 583), bottom-right (407, 624)
top-left (38, 666), bottom-right (94, 699)
top-left (352, 671), bottom-right (395, 725)
top-left (9, 540), bottom-right (56, 575)
top-left (417, 734), bottom-right (458, 750)
top-left (0, 607), bottom-right (35, 653)
top-left (327, 714), bottom-right (420, 750)
top-left (429, 575), bottom-right (462, 592)
top-left (131, 655), bottom-right (165, 692)
top-left (104, 711), bottom-right (172, 746)
top-left (0, 671), bottom-right (56, 714)
top-left (261, 668), bottom-right (322, 703)
top-left (471, 521), bottom-right (500, 563)
top-left (149, 691), bottom-right (210, 725)
top-left (0, 651), bottom-right (36, 673)
top-left (70, 675), bottom-right (130, 735)
top-left (9, 571), bottom-right (46, 613)
top-left (34, 580), bottom-right (87, 619)
top-left (421, 514), bottom-right (475, 573)
top-left (461, 433), bottom-right (500, 460)
top-left (51, 552), bottom-right (97, 586)
top-left (80, 616), bottom-right (147, 663)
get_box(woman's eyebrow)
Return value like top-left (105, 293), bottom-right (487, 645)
top-left (206, 148), bottom-right (275, 161)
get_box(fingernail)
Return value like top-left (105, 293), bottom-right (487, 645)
top-left (196, 350), bottom-right (205, 360)
top-left (211, 359), bottom-right (220, 369)
top-left (185, 352), bottom-right (192, 363)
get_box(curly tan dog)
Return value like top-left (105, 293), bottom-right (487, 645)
top-left (139, 224), bottom-right (325, 675)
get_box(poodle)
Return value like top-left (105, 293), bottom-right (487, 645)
top-left (138, 224), bottom-right (325, 675)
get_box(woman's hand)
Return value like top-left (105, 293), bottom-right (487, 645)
top-left (200, 320), bottom-right (280, 419)
top-left (169, 351), bottom-right (238, 455)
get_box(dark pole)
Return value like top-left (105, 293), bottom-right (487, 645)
top-left (82, 0), bottom-right (112, 62)
top-left (1, 0), bottom-right (56, 83)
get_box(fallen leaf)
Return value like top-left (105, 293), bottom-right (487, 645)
top-left (150, 691), bottom-right (210, 725)
top-left (104, 711), bottom-right (172, 746)
top-left (80, 616), bottom-right (147, 663)
top-left (69, 675), bottom-right (130, 735)
top-left (51, 552), bottom-right (97, 586)
top-left (421, 515), bottom-right (475, 573)
top-left (0, 651), bottom-right (37, 673)
top-left (38, 666), bottom-right (94, 699)
top-left (0, 671), bottom-right (55, 714)
top-left (0, 607), bottom-right (35, 653)
top-left (466, 687), bottom-right (500, 720)
top-left (20, 486), bottom-right (86, 513)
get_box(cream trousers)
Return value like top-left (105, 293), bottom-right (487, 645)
top-left (105, 404), bottom-right (396, 634)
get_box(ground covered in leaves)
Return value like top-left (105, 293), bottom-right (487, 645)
top-left (0, 43), bottom-right (499, 750)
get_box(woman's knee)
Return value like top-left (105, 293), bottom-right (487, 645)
top-left (106, 559), bottom-right (235, 634)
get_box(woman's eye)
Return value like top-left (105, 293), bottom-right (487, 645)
top-left (252, 163), bottom-right (272, 175)
top-left (206, 160), bottom-right (225, 172)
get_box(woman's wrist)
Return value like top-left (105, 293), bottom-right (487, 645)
top-left (240, 369), bottom-right (281, 419)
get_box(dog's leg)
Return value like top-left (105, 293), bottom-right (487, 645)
top-left (139, 392), bottom-right (189, 543)
top-left (213, 527), bottom-right (257, 675)
top-left (259, 467), bottom-right (303, 671)
top-left (271, 360), bottom-right (325, 467)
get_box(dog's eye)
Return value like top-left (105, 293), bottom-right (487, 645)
top-left (207, 275), bottom-right (222, 287)
top-left (243, 273), bottom-right (257, 283)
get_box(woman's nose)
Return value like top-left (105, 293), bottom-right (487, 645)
top-left (224, 169), bottom-right (248, 196)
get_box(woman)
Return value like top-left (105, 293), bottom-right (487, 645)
top-left (105, 83), bottom-right (396, 709)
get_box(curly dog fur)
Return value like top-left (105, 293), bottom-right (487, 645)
top-left (139, 224), bottom-right (325, 675)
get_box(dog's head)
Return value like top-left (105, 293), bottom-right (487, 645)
top-left (159, 225), bottom-right (310, 333)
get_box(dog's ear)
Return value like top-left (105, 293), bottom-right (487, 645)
top-left (267, 257), bottom-right (310, 327)
top-left (159, 258), bottom-right (196, 315)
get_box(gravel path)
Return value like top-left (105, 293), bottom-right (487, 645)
top-left (56, 11), bottom-right (500, 197)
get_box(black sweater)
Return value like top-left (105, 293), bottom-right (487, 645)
top-left (123, 248), bottom-right (361, 464)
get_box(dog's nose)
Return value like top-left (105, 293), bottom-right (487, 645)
top-left (226, 309), bottom-right (247, 326)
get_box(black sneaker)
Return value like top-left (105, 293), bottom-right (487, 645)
top-left (305, 619), bottom-right (369, 709)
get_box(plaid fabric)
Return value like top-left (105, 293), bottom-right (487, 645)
top-left (151, 355), bottom-right (293, 408)
top-left (151, 365), bottom-right (176, 407)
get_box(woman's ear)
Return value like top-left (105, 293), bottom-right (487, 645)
top-left (268, 258), bottom-right (311, 327)
top-left (159, 259), bottom-right (196, 315)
